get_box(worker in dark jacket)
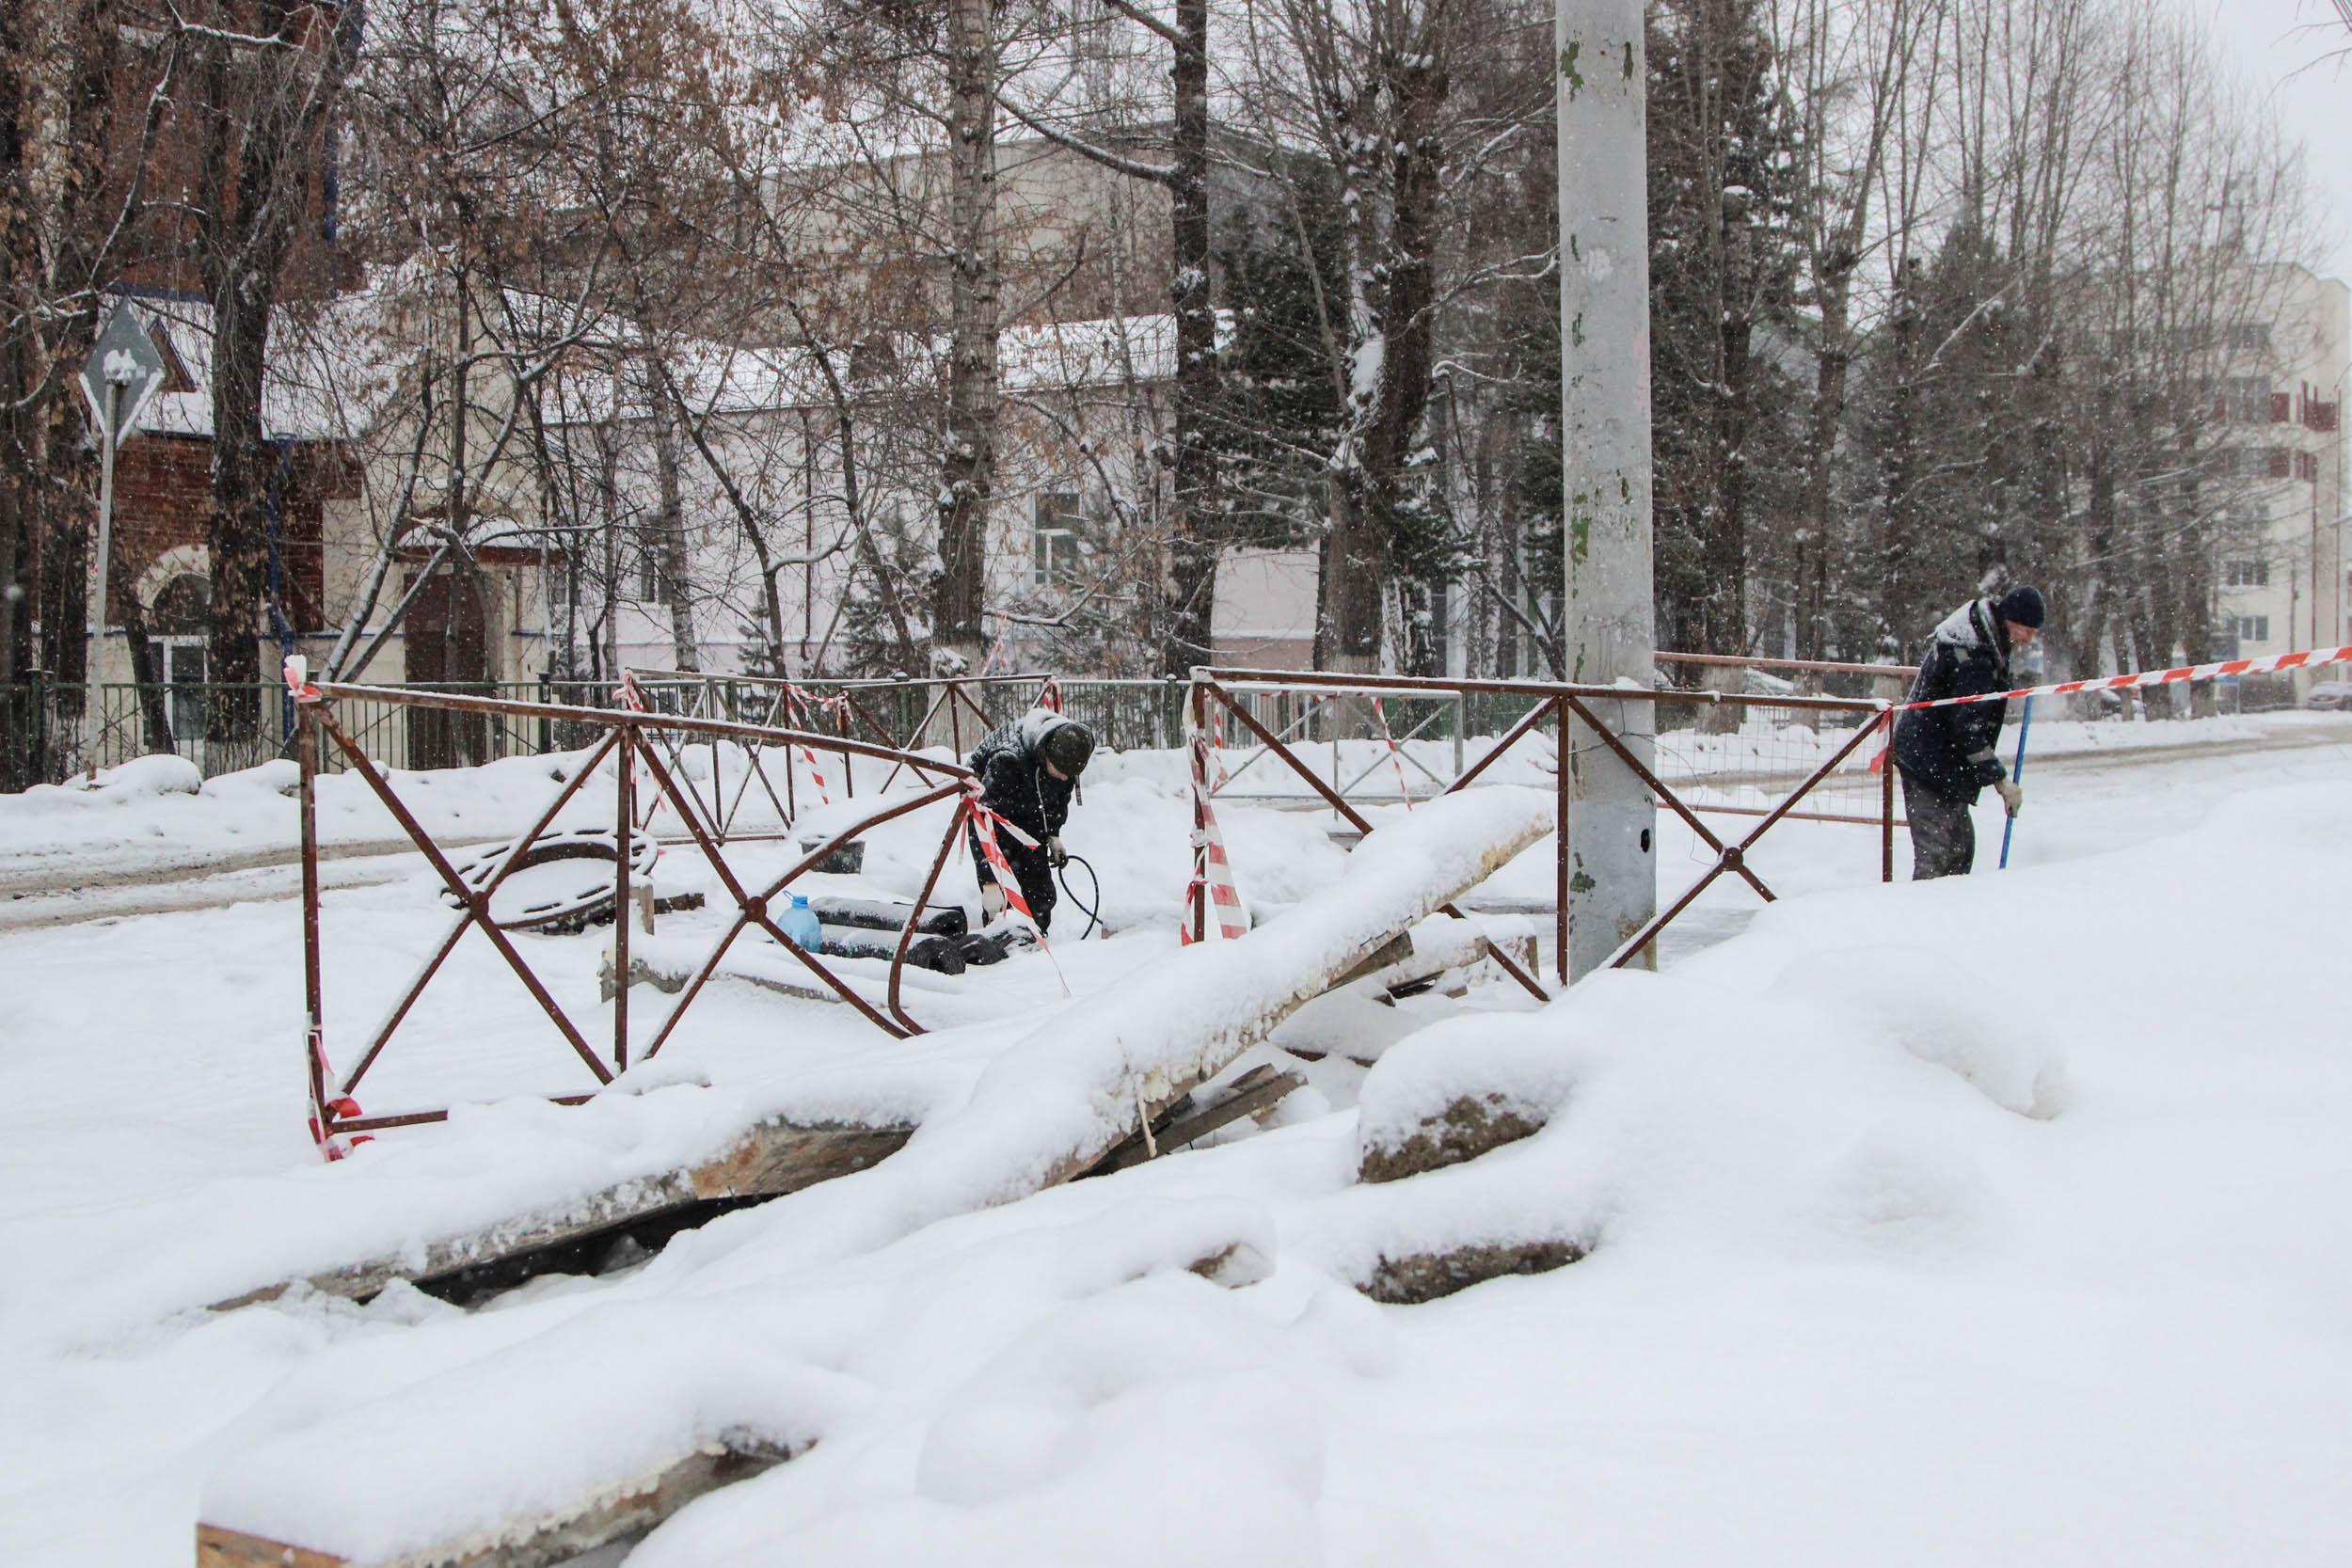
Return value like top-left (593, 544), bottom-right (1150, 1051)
top-left (1891, 585), bottom-right (2043, 879)
top-left (966, 707), bottom-right (1095, 931)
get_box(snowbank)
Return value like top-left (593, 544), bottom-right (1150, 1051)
top-left (13, 748), bottom-right (2352, 1564)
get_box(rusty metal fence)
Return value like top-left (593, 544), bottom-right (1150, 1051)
top-left (1188, 668), bottom-right (1898, 986)
top-left (290, 676), bottom-right (978, 1155)
top-left (284, 663), bottom-right (1912, 1154)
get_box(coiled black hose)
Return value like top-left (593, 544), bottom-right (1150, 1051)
top-left (1056, 852), bottom-right (1101, 940)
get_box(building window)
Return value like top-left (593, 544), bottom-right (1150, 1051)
top-left (2267, 447), bottom-right (2293, 480)
top-left (2224, 378), bottom-right (2272, 422)
top-left (2233, 615), bottom-right (2270, 644)
top-left (2295, 451), bottom-right (2319, 483)
top-left (2225, 323), bottom-right (2271, 353)
top-left (148, 574), bottom-right (211, 742)
top-left (2224, 559), bottom-right (2268, 588)
top-left (1033, 492), bottom-right (1081, 587)
top-left (632, 534), bottom-right (671, 604)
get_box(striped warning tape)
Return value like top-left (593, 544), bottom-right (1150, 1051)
top-left (965, 784), bottom-right (1044, 933)
top-left (964, 783), bottom-right (1073, 994)
top-left (1180, 729), bottom-right (1249, 942)
top-left (1895, 643), bottom-right (2352, 713)
top-left (782, 684), bottom-right (837, 805)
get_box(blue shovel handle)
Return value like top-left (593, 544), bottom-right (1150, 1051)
top-left (1998, 695), bottom-right (2034, 869)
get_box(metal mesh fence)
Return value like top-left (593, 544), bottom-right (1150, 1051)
top-left (1648, 701), bottom-right (1893, 825)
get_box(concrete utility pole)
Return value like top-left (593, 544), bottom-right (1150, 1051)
top-left (1556, 0), bottom-right (1658, 977)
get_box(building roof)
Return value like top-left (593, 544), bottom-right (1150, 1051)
top-left (523, 303), bottom-right (1228, 428)
top-left (127, 287), bottom-right (409, 443)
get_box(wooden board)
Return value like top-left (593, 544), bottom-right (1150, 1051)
top-left (197, 1524), bottom-right (347, 1567)
top-left (198, 1438), bottom-right (790, 1568)
top-left (1037, 805), bottom-right (1550, 1190)
top-left (1092, 1066), bottom-right (1304, 1174)
top-left (212, 1117), bottom-right (912, 1312)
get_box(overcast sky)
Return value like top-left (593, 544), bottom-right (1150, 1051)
top-left (2210, 0), bottom-right (2352, 281)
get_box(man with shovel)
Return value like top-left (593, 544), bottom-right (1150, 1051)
top-left (1890, 585), bottom-right (2043, 879)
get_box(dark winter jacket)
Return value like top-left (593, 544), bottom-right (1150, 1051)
top-left (1891, 598), bottom-right (2014, 802)
top-left (966, 707), bottom-right (1080, 852)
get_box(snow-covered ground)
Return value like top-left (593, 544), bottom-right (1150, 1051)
top-left (4, 717), bottom-right (2350, 1563)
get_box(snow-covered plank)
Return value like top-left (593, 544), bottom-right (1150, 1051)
top-left (188, 792), bottom-right (1545, 1562)
top-left (195, 1526), bottom-right (347, 1567)
top-left (1005, 788), bottom-right (1555, 1186)
top-left (210, 1116), bottom-right (911, 1311)
top-left (1325, 911), bottom-right (1535, 998)
top-left (194, 1199), bottom-right (1273, 1566)
top-left (197, 1436), bottom-right (796, 1568)
top-left (1093, 1065), bottom-right (1306, 1174)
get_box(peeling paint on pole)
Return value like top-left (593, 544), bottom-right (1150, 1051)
top-left (1557, 0), bottom-right (1657, 978)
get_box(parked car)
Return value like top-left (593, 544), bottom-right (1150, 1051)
top-left (2303, 682), bottom-right (2352, 712)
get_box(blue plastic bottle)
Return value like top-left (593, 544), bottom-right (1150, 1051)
top-left (779, 893), bottom-right (822, 951)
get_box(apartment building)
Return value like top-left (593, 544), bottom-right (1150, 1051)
top-left (2215, 262), bottom-right (2348, 689)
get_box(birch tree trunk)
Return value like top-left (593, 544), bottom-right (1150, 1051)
top-left (1164, 0), bottom-right (1218, 673)
top-left (935, 0), bottom-right (999, 674)
top-left (650, 380), bottom-right (700, 672)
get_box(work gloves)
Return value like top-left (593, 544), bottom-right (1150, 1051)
top-left (1046, 835), bottom-right (1068, 869)
top-left (1994, 779), bottom-right (2025, 817)
top-left (980, 881), bottom-right (1008, 919)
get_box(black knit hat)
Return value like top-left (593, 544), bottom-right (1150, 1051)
top-left (1996, 585), bottom-right (2046, 629)
top-left (1041, 721), bottom-right (1095, 777)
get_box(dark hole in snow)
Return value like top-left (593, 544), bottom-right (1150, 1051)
top-left (405, 1195), bottom-right (771, 1307)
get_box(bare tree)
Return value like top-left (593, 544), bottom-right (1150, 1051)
top-left (186, 0), bottom-right (361, 742)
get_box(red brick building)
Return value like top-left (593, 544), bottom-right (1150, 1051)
top-left (89, 297), bottom-right (358, 700)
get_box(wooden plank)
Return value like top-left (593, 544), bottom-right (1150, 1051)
top-left (212, 1118), bottom-right (912, 1312)
top-left (197, 1524), bottom-right (347, 1567)
top-left (1038, 803), bottom-right (1551, 1191)
top-left (197, 1438), bottom-right (791, 1568)
top-left (1093, 1068), bottom-right (1304, 1173)
top-left (601, 943), bottom-right (839, 1006)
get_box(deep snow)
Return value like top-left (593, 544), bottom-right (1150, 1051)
top-left (4, 721), bottom-right (2351, 1562)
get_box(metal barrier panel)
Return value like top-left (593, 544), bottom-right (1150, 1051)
top-left (1189, 668), bottom-right (1900, 983)
top-left (291, 678), bottom-right (977, 1157)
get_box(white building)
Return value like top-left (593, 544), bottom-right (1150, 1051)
top-left (2216, 262), bottom-right (2348, 687)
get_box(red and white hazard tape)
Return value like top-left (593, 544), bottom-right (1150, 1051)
top-left (965, 786), bottom-right (1042, 929)
top-left (307, 1026), bottom-right (369, 1161)
top-left (1897, 643), bottom-right (2352, 713)
top-left (783, 684), bottom-right (836, 805)
top-left (1180, 730), bottom-right (1249, 943)
top-left (964, 784), bottom-right (1073, 993)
